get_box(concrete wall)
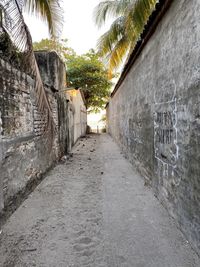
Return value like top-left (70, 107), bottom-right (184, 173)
top-left (66, 89), bottom-right (87, 144)
top-left (0, 52), bottom-right (69, 213)
top-left (107, 0), bottom-right (200, 254)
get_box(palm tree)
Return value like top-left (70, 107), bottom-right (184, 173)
top-left (0, 0), bottom-right (63, 132)
top-left (94, 0), bottom-right (157, 75)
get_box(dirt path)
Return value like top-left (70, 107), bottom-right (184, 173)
top-left (0, 134), bottom-right (199, 267)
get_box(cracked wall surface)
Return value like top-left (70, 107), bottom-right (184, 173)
top-left (107, 0), bottom-right (200, 254)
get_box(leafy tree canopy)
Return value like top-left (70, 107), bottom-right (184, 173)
top-left (33, 38), bottom-right (75, 60)
top-left (33, 39), bottom-right (112, 111)
top-left (66, 50), bottom-right (112, 111)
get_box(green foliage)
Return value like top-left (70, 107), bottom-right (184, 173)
top-left (66, 50), bottom-right (112, 111)
top-left (33, 38), bottom-right (75, 60)
top-left (33, 38), bottom-right (112, 111)
top-left (94, 0), bottom-right (157, 74)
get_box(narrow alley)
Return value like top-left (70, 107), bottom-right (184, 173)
top-left (0, 134), bottom-right (199, 267)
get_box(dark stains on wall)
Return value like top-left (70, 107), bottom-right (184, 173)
top-left (0, 52), bottom-right (69, 216)
top-left (0, 60), bottom-right (33, 137)
top-left (107, 0), bottom-right (200, 255)
top-left (35, 51), bottom-right (66, 91)
top-left (57, 94), bottom-right (70, 154)
top-left (35, 51), bottom-right (70, 154)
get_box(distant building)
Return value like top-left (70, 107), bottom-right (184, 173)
top-left (66, 89), bottom-right (87, 147)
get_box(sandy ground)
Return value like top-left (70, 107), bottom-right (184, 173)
top-left (0, 134), bottom-right (199, 267)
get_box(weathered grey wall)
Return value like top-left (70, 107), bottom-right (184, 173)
top-left (107, 0), bottom-right (200, 254)
top-left (0, 52), bottom-right (69, 213)
top-left (35, 51), bottom-right (70, 155)
top-left (35, 51), bottom-right (66, 92)
top-left (66, 89), bottom-right (87, 145)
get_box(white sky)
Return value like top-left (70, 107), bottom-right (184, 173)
top-left (24, 0), bottom-right (112, 55)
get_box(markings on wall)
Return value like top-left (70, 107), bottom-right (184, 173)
top-left (155, 112), bottom-right (174, 144)
top-left (154, 81), bottom-right (180, 185)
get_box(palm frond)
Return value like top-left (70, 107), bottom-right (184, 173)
top-left (107, 36), bottom-right (130, 75)
top-left (97, 16), bottom-right (126, 56)
top-left (126, 0), bottom-right (157, 34)
top-left (94, 0), bottom-right (132, 28)
top-left (24, 0), bottom-right (63, 38)
top-left (0, 3), bottom-right (10, 29)
top-left (96, 15), bottom-right (134, 74)
top-left (95, 0), bottom-right (157, 74)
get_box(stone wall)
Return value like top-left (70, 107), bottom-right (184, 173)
top-left (0, 52), bottom-right (69, 213)
top-left (107, 0), bottom-right (200, 254)
top-left (35, 51), bottom-right (70, 155)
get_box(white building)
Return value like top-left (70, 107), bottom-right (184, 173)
top-left (66, 89), bottom-right (87, 147)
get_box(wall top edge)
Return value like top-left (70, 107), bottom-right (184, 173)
top-left (110, 0), bottom-right (173, 99)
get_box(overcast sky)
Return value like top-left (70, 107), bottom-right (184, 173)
top-left (24, 0), bottom-right (111, 55)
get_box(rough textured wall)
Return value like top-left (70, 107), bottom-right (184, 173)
top-left (35, 51), bottom-right (70, 155)
top-left (0, 52), bottom-right (68, 213)
top-left (35, 51), bottom-right (66, 91)
top-left (107, 0), bottom-right (200, 254)
top-left (67, 90), bottom-right (87, 144)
